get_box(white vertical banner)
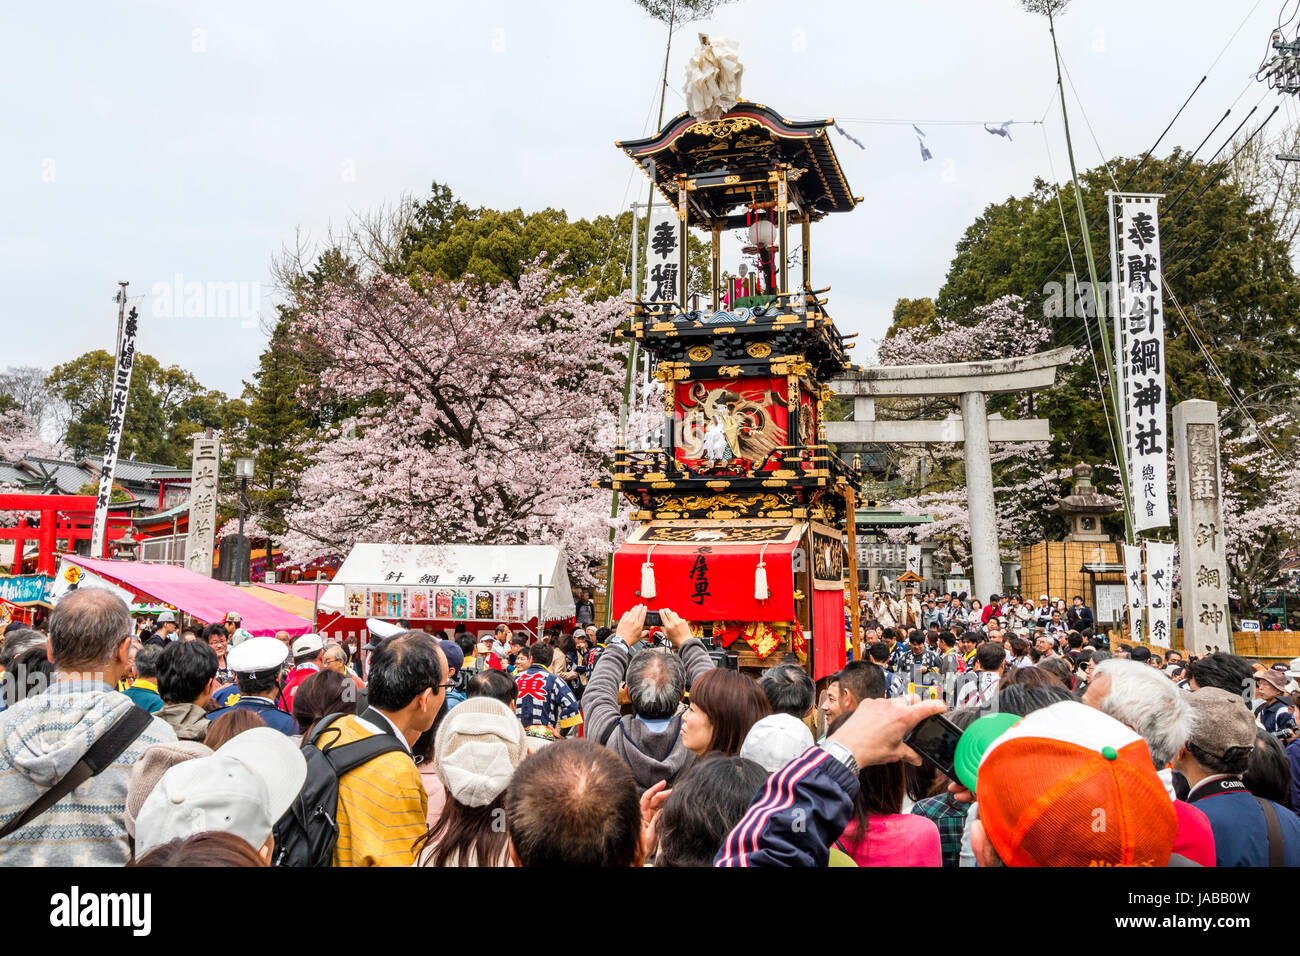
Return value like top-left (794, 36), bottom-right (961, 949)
top-left (1144, 540), bottom-right (1174, 648)
top-left (1122, 542), bottom-right (1145, 646)
top-left (90, 295), bottom-right (144, 558)
top-left (1110, 193), bottom-right (1170, 532)
top-left (905, 544), bottom-right (922, 578)
top-left (642, 204), bottom-right (679, 302)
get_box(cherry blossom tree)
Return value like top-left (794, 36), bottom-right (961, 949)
top-left (0, 409), bottom-right (57, 462)
top-left (278, 261), bottom-right (633, 583)
top-left (1221, 415), bottom-right (1300, 615)
top-left (877, 294), bottom-right (1052, 367)
top-left (870, 295), bottom-right (1084, 564)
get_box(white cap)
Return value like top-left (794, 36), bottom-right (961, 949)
top-left (366, 618), bottom-right (404, 640)
top-left (739, 714), bottom-right (814, 774)
top-left (291, 633), bottom-right (325, 658)
top-left (156, 611), bottom-right (176, 624)
top-left (227, 636), bottom-right (288, 675)
top-left (134, 727), bottom-right (307, 856)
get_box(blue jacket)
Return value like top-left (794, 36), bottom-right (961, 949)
top-left (205, 696), bottom-right (298, 736)
top-left (123, 684), bottom-right (164, 714)
top-left (1187, 776), bottom-right (1300, 866)
top-left (715, 746), bottom-right (857, 867)
top-left (1287, 740), bottom-right (1300, 815)
top-left (1257, 698), bottom-right (1296, 735)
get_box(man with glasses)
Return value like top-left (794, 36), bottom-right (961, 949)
top-left (322, 642), bottom-right (365, 689)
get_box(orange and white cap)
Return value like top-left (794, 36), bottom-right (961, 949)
top-left (977, 701), bottom-right (1177, 867)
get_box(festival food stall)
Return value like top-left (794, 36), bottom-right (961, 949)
top-left (315, 543), bottom-right (577, 644)
top-left (53, 555), bottom-right (314, 637)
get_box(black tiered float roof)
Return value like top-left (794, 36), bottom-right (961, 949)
top-left (615, 101), bottom-right (860, 229)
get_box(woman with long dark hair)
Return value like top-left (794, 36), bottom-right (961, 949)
top-left (680, 668), bottom-right (770, 757)
top-left (652, 755), bottom-right (767, 866)
top-left (292, 669), bottom-right (358, 743)
top-left (414, 697), bottom-right (526, 867)
top-left (827, 712), bottom-right (941, 867)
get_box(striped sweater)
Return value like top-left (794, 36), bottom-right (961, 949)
top-left (316, 714), bottom-right (427, 867)
top-left (0, 680), bottom-right (177, 866)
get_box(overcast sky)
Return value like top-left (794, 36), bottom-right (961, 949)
top-left (2, 0), bottom-right (1287, 399)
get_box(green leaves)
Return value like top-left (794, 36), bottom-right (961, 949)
top-left (45, 351), bottom-right (243, 466)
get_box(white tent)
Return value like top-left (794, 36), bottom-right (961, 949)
top-left (319, 543), bottom-right (576, 624)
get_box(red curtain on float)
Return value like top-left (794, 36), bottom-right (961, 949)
top-left (812, 587), bottom-right (847, 681)
top-left (611, 541), bottom-right (797, 623)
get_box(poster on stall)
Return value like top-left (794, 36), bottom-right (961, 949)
top-left (501, 590), bottom-right (525, 620)
top-left (474, 590), bottom-right (496, 620)
top-left (451, 590), bottom-right (469, 620)
top-left (384, 591), bottom-right (404, 619)
top-left (408, 589), bottom-right (429, 619)
top-left (435, 589), bottom-right (453, 618)
top-left (346, 586), bottom-right (367, 619)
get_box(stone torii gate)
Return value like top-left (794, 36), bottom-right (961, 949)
top-left (827, 347), bottom-right (1075, 604)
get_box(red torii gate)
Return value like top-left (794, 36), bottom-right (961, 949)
top-left (0, 494), bottom-right (139, 576)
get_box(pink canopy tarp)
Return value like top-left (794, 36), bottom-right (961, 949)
top-left (65, 556), bottom-right (313, 637)
top-left (258, 582), bottom-right (331, 600)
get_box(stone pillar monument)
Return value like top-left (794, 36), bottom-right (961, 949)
top-left (1173, 400), bottom-right (1230, 654)
top-left (960, 390), bottom-right (1000, 603)
top-left (185, 431), bottom-right (221, 578)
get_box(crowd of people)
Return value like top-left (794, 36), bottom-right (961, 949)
top-left (1, 585), bottom-right (1299, 868)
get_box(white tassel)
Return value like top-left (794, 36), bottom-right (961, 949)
top-left (640, 545), bottom-right (657, 600)
top-left (755, 544), bottom-right (770, 600)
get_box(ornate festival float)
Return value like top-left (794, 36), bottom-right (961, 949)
top-left (603, 39), bottom-right (865, 682)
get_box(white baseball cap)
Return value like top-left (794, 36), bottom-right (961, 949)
top-left (227, 636), bottom-right (288, 676)
top-left (739, 714), bottom-right (814, 774)
top-left (291, 633), bottom-right (325, 658)
top-left (366, 617), bottom-right (404, 640)
top-left (134, 727), bottom-right (307, 856)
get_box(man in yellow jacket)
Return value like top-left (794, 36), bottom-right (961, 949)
top-left (316, 631), bottom-right (448, 866)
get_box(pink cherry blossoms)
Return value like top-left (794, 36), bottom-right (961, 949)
top-left (871, 295), bottom-right (1081, 563)
top-left (278, 262), bottom-right (636, 583)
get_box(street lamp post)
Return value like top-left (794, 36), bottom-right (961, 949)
top-left (234, 457), bottom-right (255, 585)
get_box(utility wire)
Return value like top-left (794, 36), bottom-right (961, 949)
top-left (1048, 40), bottom-right (1283, 458)
top-left (1070, 78), bottom-right (1284, 454)
top-left (1040, 123), bottom-right (1125, 491)
top-left (1024, 4), bottom-right (1267, 300)
top-left (836, 117), bottom-right (1043, 127)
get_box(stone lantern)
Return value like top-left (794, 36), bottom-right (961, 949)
top-left (1044, 463), bottom-right (1121, 543)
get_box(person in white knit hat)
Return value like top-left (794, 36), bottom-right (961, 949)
top-left (415, 697), bottom-right (526, 867)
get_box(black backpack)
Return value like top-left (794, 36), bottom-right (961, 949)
top-left (272, 712), bottom-right (407, 867)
